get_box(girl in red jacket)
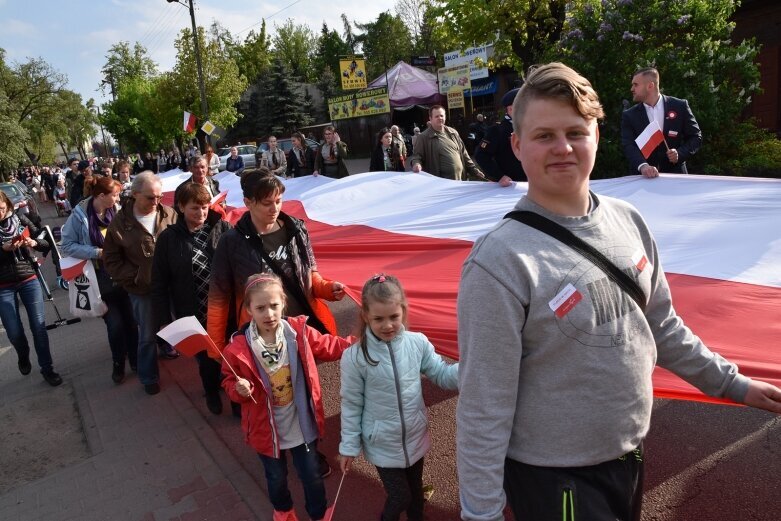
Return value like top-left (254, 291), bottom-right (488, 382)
top-left (222, 273), bottom-right (354, 521)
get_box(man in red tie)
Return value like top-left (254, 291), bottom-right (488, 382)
top-left (314, 126), bottom-right (349, 178)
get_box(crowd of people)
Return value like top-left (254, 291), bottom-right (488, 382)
top-left (2, 62), bottom-right (780, 521)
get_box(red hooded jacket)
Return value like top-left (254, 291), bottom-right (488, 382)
top-left (221, 315), bottom-right (355, 457)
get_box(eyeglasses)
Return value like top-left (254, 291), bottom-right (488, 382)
top-left (141, 194), bottom-right (163, 201)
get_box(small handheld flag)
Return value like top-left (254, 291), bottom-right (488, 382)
top-left (635, 120), bottom-right (666, 159)
top-left (157, 316), bottom-right (257, 404)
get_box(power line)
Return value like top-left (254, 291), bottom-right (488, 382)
top-left (145, 8), bottom-right (189, 59)
top-left (235, 0), bottom-right (303, 37)
top-left (137, 7), bottom-right (178, 51)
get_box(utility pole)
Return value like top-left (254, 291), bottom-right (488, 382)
top-left (96, 106), bottom-right (110, 158)
top-left (168, 0), bottom-right (210, 149)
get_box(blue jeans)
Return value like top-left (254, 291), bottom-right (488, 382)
top-left (128, 293), bottom-right (158, 385)
top-left (0, 277), bottom-right (53, 372)
top-left (258, 441), bottom-right (326, 519)
top-left (102, 288), bottom-right (138, 367)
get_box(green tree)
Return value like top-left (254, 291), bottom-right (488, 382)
top-left (342, 14), bottom-right (359, 54)
top-left (356, 12), bottom-right (413, 79)
top-left (259, 58), bottom-right (311, 135)
top-left (558, 0), bottom-right (762, 177)
top-left (0, 52), bottom-right (84, 164)
top-left (315, 65), bottom-right (338, 116)
top-left (166, 26), bottom-right (248, 138)
top-left (313, 23), bottom-right (349, 88)
top-left (49, 91), bottom-right (98, 160)
top-left (439, 0), bottom-right (579, 72)
top-left (101, 76), bottom-right (165, 152)
top-left (100, 41), bottom-right (157, 98)
top-left (272, 19), bottom-right (317, 82)
top-left (234, 23), bottom-right (273, 84)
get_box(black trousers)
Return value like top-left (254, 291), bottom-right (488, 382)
top-left (504, 445), bottom-right (644, 521)
top-left (376, 457), bottom-right (425, 521)
top-left (195, 350), bottom-right (222, 395)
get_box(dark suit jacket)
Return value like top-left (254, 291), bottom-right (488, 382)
top-left (620, 95), bottom-right (702, 174)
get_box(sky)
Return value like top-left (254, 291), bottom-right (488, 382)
top-left (0, 0), bottom-right (391, 105)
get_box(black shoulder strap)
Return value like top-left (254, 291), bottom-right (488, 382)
top-left (504, 210), bottom-right (647, 312)
top-left (244, 231), bottom-right (329, 334)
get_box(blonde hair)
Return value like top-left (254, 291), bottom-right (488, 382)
top-left (512, 62), bottom-right (605, 134)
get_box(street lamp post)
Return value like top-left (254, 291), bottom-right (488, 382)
top-left (167, 0), bottom-right (210, 149)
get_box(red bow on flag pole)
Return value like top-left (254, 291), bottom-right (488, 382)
top-left (157, 316), bottom-right (257, 404)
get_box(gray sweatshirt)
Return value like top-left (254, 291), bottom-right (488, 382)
top-left (456, 193), bottom-right (749, 521)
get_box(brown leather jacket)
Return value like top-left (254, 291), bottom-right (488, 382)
top-left (103, 199), bottom-right (177, 295)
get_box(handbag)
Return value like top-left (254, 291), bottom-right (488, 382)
top-left (504, 210), bottom-right (647, 312)
top-left (68, 261), bottom-right (108, 318)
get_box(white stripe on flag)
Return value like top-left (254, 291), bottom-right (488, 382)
top-left (635, 121), bottom-right (664, 159)
top-left (157, 316), bottom-right (207, 346)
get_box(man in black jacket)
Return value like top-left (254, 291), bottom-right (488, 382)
top-left (620, 67), bottom-right (702, 178)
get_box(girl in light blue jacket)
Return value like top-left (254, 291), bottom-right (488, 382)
top-left (338, 274), bottom-right (458, 521)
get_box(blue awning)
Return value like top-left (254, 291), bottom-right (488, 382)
top-left (464, 77), bottom-right (497, 96)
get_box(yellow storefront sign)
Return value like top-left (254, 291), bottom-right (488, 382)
top-left (438, 64), bottom-right (471, 94)
top-left (339, 56), bottom-right (368, 90)
top-left (447, 90), bottom-right (465, 109)
top-left (328, 87), bottom-right (390, 121)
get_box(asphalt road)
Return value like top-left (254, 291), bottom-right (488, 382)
top-left (3, 195), bottom-right (779, 521)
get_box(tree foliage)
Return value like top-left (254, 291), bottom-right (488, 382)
top-left (557, 0), bottom-right (762, 177)
top-left (313, 23), bottom-right (350, 89)
top-left (103, 27), bottom-right (247, 151)
top-left (0, 50), bottom-right (95, 167)
top-left (355, 12), bottom-right (413, 80)
top-left (394, 0), bottom-right (455, 58)
top-left (272, 19), bottom-right (317, 82)
top-left (100, 41), bottom-right (157, 97)
top-left (253, 58), bottom-right (312, 136)
top-left (439, 0), bottom-right (578, 72)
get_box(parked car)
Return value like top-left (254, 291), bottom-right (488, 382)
top-left (218, 145), bottom-right (257, 172)
top-left (254, 137), bottom-right (320, 166)
top-left (0, 182), bottom-right (41, 226)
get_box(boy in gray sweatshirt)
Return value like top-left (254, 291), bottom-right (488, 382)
top-left (455, 62), bottom-right (781, 521)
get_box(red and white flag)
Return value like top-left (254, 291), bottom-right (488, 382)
top-left (60, 256), bottom-right (88, 281)
top-left (157, 316), bottom-right (216, 357)
top-left (155, 170), bottom-right (781, 404)
top-left (183, 111), bottom-right (197, 133)
top-left (635, 120), bottom-right (665, 159)
top-left (210, 190), bottom-right (228, 209)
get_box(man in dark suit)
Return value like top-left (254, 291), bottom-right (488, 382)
top-left (620, 67), bottom-right (702, 178)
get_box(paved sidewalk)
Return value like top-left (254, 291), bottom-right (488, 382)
top-left (0, 200), bottom-right (271, 521)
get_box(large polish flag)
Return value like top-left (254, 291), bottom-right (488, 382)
top-left (160, 170), bottom-right (781, 404)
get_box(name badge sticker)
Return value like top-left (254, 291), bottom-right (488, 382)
top-left (549, 283), bottom-right (583, 318)
top-left (631, 249), bottom-right (649, 272)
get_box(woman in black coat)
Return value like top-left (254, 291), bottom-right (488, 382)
top-left (0, 191), bottom-right (62, 386)
top-left (369, 127), bottom-right (405, 172)
top-left (151, 183), bottom-right (232, 414)
top-left (286, 132), bottom-right (316, 178)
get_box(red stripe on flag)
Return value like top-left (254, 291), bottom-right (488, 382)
top-left (172, 333), bottom-right (212, 357)
top-left (153, 195), bottom-right (781, 404)
top-left (60, 259), bottom-right (88, 280)
top-left (640, 128), bottom-right (664, 158)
